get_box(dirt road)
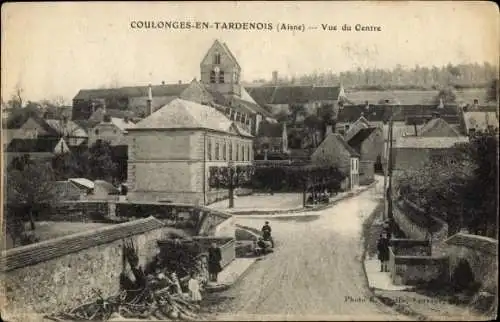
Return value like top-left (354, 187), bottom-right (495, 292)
top-left (204, 181), bottom-right (409, 320)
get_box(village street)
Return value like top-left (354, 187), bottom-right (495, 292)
top-left (204, 180), bottom-right (409, 321)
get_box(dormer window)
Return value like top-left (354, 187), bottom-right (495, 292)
top-left (210, 70), bottom-right (216, 83)
top-left (213, 52), bottom-right (221, 65)
top-left (219, 70), bottom-right (225, 83)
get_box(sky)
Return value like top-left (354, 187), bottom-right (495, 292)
top-left (1, 1), bottom-right (498, 104)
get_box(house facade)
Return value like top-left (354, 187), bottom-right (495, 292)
top-left (348, 127), bottom-right (384, 184)
top-left (392, 136), bottom-right (470, 172)
top-left (310, 128), bottom-right (360, 190)
top-left (126, 98), bottom-right (253, 205)
top-left (14, 117), bottom-right (87, 147)
top-left (88, 117), bottom-right (136, 146)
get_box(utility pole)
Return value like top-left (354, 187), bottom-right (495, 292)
top-left (386, 106), bottom-right (396, 220)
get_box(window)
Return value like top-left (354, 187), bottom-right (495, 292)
top-left (210, 71), bottom-right (216, 83)
top-left (223, 142), bottom-right (227, 160)
top-left (95, 129), bottom-right (100, 135)
top-left (213, 52), bottom-right (221, 65)
top-left (234, 72), bottom-right (239, 84)
top-left (219, 70), bottom-right (225, 83)
top-left (241, 145), bottom-right (245, 161)
top-left (247, 145), bottom-right (251, 161)
top-left (215, 142), bottom-right (220, 160)
top-left (236, 143), bottom-right (240, 161)
top-left (229, 142), bottom-right (233, 161)
top-left (207, 140), bottom-right (212, 160)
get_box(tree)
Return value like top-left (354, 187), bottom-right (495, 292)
top-left (51, 151), bottom-right (89, 180)
top-left (394, 130), bottom-right (498, 237)
top-left (289, 104), bottom-right (306, 124)
top-left (434, 87), bottom-right (457, 104)
top-left (209, 165), bottom-right (254, 208)
top-left (85, 140), bottom-right (119, 183)
top-left (6, 156), bottom-right (57, 231)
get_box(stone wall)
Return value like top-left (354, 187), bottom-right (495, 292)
top-left (389, 246), bottom-right (449, 286)
top-left (392, 198), bottom-right (449, 253)
top-left (444, 233), bottom-right (498, 294)
top-left (1, 217), bottom-right (172, 315)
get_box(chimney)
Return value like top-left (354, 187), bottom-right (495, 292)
top-left (272, 71), bottom-right (278, 85)
top-left (147, 84), bottom-right (153, 116)
top-left (365, 101), bottom-right (370, 111)
top-left (473, 99), bottom-right (479, 109)
top-left (178, 80), bottom-right (182, 84)
top-left (161, 81), bottom-right (165, 85)
top-left (438, 98), bottom-right (444, 109)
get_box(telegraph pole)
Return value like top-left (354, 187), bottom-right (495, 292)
top-left (387, 114), bottom-right (394, 219)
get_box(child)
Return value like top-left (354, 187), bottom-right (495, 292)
top-left (188, 272), bottom-right (202, 304)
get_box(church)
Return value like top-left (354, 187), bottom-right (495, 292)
top-left (72, 40), bottom-right (276, 136)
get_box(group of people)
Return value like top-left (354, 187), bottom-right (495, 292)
top-left (376, 219), bottom-right (394, 272)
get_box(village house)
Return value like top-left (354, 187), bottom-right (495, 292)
top-left (459, 110), bottom-right (499, 136)
top-left (5, 137), bottom-right (70, 166)
top-left (392, 136), bottom-right (470, 173)
top-left (126, 98), bottom-right (253, 205)
top-left (418, 116), bottom-right (461, 137)
top-left (253, 121), bottom-right (288, 160)
top-left (88, 115), bottom-right (136, 146)
top-left (245, 76), bottom-right (347, 122)
top-left (310, 127), bottom-right (360, 190)
top-left (347, 126), bottom-right (385, 184)
top-left (72, 40), bottom-right (275, 136)
top-left (12, 116), bottom-right (88, 148)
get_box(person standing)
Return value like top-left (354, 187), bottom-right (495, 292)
top-left (261, 221), bottom-right (274, 248)
top-left (377, 233), bottom-right (390, 272)
top-left (208, 242), bottom-right (222, 282)
top-left (188, 272), bottom-right (202, 304)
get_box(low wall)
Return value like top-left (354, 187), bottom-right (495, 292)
top-left (389, 245), bottom-right (449, 286)
top-left (393, 198), bottom-right (448, 253)
top-left (192, 237), bottom-right (236, 269)
top-left (444, 233), bottom-right (498, 294)
top-left (1, 217), bottom-right (174, 315)
top-left (115, 202), bottom-right (234, 238)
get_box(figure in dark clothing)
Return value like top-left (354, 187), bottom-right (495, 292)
top-left (261, 221), bottom-right (274, 248)
top-left (377, 233), bottom-right (390, 272)
top-left (208, 242), bottom-right (222, 282)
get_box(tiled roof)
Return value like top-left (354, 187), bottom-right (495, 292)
top-left (69, 178), bottom-right (95, 190)
top-left (394, 136), bottom-right (469, 149)
top-left (110, 117), bottom-right (136, 131)
top-left (318, 133), bottom-right (360, 157)
top-left (132, 98), bottom-right (252, 137)
top-left (246, 85), bottom-right (341, 105)
top-left (51, 181), bottom-right (85, 200)
top-left (419, 117), bottom-right (460, 137)
top-left (462, 111), bottom-right (499, 132)
top-left (348, 127), bottom-right (377, 152)
top-left (6, 137), bottom-right (62, 153)
top-left (95, 180), bottom-right (120, 194)
top-left (344, 88), bottom-right (490, 106)
top-left (0, 217), bottom-right (164, 272)
top-left (257, 122), bottom-right (284, 137)
top-left (337, 105), bottom-right (391, 123)
top-left (73, 84), bottom-right (189, 101)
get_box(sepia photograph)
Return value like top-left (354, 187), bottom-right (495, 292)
top-left (1, 1), bottom-right (498, 321)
